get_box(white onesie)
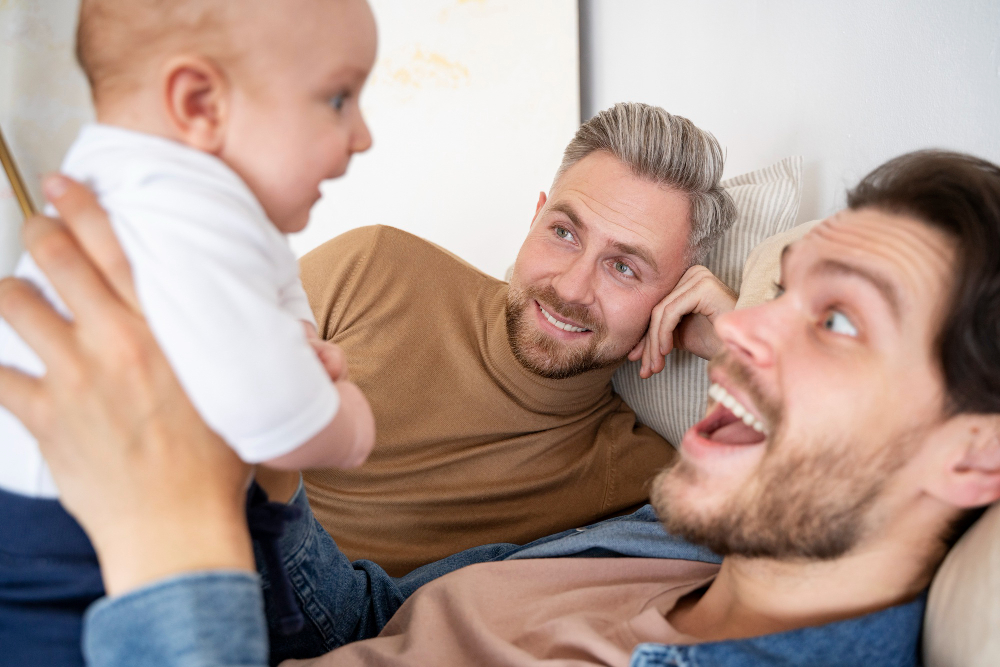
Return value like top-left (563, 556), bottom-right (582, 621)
top-left (0, 124), bottom-right (339, 498)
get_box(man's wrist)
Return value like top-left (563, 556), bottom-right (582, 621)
top-left (95, 509), bottom-right (255, 598)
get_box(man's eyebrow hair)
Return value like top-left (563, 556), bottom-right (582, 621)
top-left (812, 259), bottom-right (903, 322)
top-left (549, 202), bottom-right (659, 271)
top-left (612, 240), bottom-right (659, 272)
top-left (550, 202), bottom-right (586, 231)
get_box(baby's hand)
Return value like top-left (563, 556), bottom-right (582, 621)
top-left (303, 322), bottom-right (349, 382)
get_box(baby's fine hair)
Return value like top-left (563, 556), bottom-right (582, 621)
top-left (76, 0), bottom-right (244, 102)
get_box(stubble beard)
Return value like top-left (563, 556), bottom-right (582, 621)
top-left (504, 284), bottom-right (624, 380)
top-left (651, 355), bottom-right (923, 561)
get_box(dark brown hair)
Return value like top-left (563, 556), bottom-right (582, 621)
top-left (848, 150), bottom-right (1000, 416)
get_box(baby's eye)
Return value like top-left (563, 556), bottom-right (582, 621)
top-left (823, 310), bottom-right (858, 337)
top-left (554, 226), bottom-right (574, 242)
top-left (613, 260), bottom-right (635, 278)
top-left (329, 93), bottom-right (347, 112)
top-left (772, 281), bottom-right (785, 299)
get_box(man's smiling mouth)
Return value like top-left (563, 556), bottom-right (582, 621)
top-left (537, 302), bottom-right (590, 333)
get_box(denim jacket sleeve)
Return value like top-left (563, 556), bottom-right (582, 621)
top-left (82, 570), bottom-right (268, 667)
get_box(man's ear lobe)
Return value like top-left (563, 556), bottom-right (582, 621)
top-left (932, 416), bottom-right (1000, 509)
top-left (532, 192), bottom-right (547, 225)
top-left (161, 55), bottom-right (229, 154)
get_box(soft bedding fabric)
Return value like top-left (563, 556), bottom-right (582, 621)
top-left (924, 501), bottom-right (1000, 666)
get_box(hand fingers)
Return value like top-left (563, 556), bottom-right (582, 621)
top-left (0, 276), bottom-right (75, 372)
top-left (42, 175), bottom-right (140, 311)
top-left (0, 364), bottom-right (44, 432)
top-left (628, 337), bottom-right (644, 362)
top-left (22, 213), bottom-right (129, 328)
top-left (311, 340), bottom-right (348, 381)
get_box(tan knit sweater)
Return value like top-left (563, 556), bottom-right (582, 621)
top-left (300, 226), bottom-right (675, 575)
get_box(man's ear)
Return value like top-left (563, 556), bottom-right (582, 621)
top-left (161, 55), bottom-right (229, 154)
top-left (531, 191), bottom-right (547, 225)
top-left (925, 414), bottom-right (1000, 509)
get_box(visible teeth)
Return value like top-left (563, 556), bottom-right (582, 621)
top-left (539, 305), bottom-right (588, 333)
top-left (708, 382), bottom-right (767, 435)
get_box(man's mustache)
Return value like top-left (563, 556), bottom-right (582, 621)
top-left (524, 285), bottom-right (605, 335)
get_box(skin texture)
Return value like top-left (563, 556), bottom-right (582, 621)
top-left (506, 150), bottom-right (732, 379)
top-left (654, 209), bottom-right (1000, 640)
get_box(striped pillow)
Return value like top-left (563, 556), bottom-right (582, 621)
top-left (612, 156), bottom-right (803, 447)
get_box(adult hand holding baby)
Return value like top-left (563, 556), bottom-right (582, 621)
top-left (0, 175), bottom-right (255, 597)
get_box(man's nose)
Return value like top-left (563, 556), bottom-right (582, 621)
top-left (551, 255), bottom-right (597, 305)
top-left (714, 300), bottom-right (785, 368)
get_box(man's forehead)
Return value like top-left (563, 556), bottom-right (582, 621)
top-left (549, 152), bottom-right (691, 251)
top-left (785, 209), bottom-right (956, 315)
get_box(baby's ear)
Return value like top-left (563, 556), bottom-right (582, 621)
top-left (160, 55), bottom-right (229, 154)
top-left (926, 414), bottom-right (1000, 509)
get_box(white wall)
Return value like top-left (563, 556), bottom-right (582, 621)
top-left (0, 0), bottom-right (93, 275)
top-left (291, 0), bottom-right (580, 279)
top-left (580, 0), bottom-right (1000, 222)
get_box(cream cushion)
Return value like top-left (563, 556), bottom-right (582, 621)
top-left (613, 156), bottom-right (804, 446)
top-left (924, 502), bottom-right (1000, 666)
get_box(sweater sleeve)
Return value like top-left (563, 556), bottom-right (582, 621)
top-left (82, 571), bottom-right (268, 667)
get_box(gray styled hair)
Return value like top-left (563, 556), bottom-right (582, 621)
top-left (555, 103), bottom-right (736, 264)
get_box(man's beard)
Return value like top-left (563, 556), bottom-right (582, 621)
top-left (651, 354), bottom-right (924, 561)
top-left (504, 284), bottom-right (624, 380)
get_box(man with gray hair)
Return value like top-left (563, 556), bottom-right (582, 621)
top-left (296, 102), bottom-right (739, 575)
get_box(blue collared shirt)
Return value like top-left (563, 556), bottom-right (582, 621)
top-left (83, 484), bottom-right (925, 667)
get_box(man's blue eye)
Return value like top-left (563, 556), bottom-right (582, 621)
top-left (555, 226), bottom-right (572, 240)
top-left (329, 94), bottom-right (346, 111)
top-left (823, 311), bottom-right (858, 337)
top-left (614, 261), bottom-right (634, 277)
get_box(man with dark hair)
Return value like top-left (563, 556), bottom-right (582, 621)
top-left (2, 149), bottom-right (998, 666)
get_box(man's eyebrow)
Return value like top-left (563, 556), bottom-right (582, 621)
top-left (549, 202), bottom-right (659, 272)
top-left (550, 202), bottom-right (586, 231)
top-left (811, 259), bottom-right (902, 322)
top-left (612, 240), bottom-right (658, 272)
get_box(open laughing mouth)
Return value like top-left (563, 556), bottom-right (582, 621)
top-left (535, 301), bottom-right (591, 334)
top-left (688, 382), bottom-right (768, 449)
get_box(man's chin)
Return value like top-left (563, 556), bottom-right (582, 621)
top-left (509, 336), bottom-right (625, 380)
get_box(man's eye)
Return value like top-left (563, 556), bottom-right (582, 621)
top-left (554, 226), bottom-right (574, 241)
top-left (823, 310), bottom-right (858, 337)
top-left (613, 260), bottom-right (635, 277)
top-left (329, 93), bottom-right (347, 111)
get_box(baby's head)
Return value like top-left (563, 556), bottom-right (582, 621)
top-left (76, 0), bottom-right (376, 232)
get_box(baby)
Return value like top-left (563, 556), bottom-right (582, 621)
top-left (0, 0), bottom-right (378, 498)
top-left (0, 0), bottom-right (380, 662)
